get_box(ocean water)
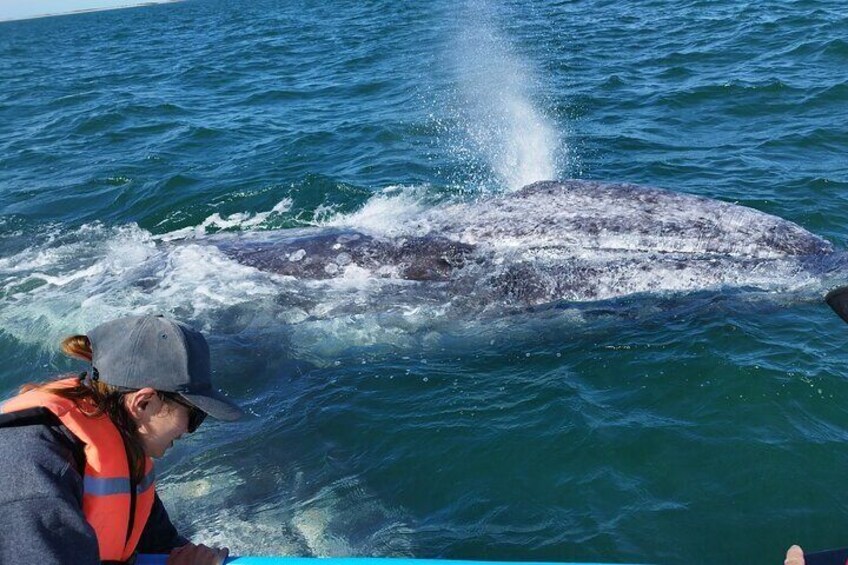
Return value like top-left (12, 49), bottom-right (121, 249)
top-left (1, 1), bottom-right (847, 563)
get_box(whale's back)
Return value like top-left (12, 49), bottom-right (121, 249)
top-left (427, 180), bottom-right (834, 259)
top-left (206, 180), bottom-right (839, 306)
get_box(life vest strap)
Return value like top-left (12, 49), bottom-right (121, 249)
top-left (0, 406), bottom-right (60, 428)
top-left (0, 406), bottom-right (86, 475)
top-left (84, 469), bottom-right (156, 496)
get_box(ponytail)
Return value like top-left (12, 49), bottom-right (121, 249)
top-left (61, 334), bottom-right (93, 363)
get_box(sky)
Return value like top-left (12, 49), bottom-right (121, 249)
top-left (0, 0), bottom-right (176, 22)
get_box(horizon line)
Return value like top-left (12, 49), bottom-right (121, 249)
top-left (0, 0), bottom-right (183, 24)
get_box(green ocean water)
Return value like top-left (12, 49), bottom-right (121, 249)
top-left (1, 1), bottom-right (847, 563)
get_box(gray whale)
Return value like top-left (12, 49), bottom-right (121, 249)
top-left (202, 180), bottom-right (847, 316)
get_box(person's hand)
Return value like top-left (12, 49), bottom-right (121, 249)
top-left (784, 545), bottom-right (804, 565)
top-left (167, 542), bottom-right (229, 565)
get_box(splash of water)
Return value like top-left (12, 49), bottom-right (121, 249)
top-left (451, 1), bottom-right (563, 191)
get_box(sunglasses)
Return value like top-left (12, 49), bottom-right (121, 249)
top-left (165, 394), bottom-right (207, 433)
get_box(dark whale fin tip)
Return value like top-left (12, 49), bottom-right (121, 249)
top-left (825, 286), bottom-right (848, 324)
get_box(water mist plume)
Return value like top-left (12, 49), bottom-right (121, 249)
top-left (452, 1), bottom-right (561, 191)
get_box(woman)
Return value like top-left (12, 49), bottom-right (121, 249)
top-left (0, 314), bottom-right (243, 564)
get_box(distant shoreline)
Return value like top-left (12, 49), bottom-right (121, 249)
top-left (0, 0), bottom-right (183, 24)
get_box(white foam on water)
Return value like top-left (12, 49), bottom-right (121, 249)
top-left (321, 186), bottom-right (432, 238)
top-left (155, 244), bottom-right (281, 312)
top-left (0, 222), bottom-right (289, 349)
top-left (450, 0), bottom-right (562, 191)
top-left (0, 224), bottom-right (161, 345)
top-left (157, 198), bottom-right (293, 242)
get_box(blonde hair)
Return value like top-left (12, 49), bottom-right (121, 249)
top-left (20, 335), bottom-right (147, 483)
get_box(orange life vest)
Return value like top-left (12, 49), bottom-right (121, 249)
top-left (1, 379), bottom-right (156, 562)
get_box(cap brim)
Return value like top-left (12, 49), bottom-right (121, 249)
top-left (180, 389), bottom-right (244, 421)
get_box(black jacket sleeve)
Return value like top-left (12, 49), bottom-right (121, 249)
top-left (0, 423), bottom-right (100, 564)
top-left (137, 492), bottom-right (190, 554)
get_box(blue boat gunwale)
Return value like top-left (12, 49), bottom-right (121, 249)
top-left (136, 556), bottom-right (645, 565)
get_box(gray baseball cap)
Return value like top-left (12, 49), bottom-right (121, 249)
top-left (87, 314), bottom-right (243, 421)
